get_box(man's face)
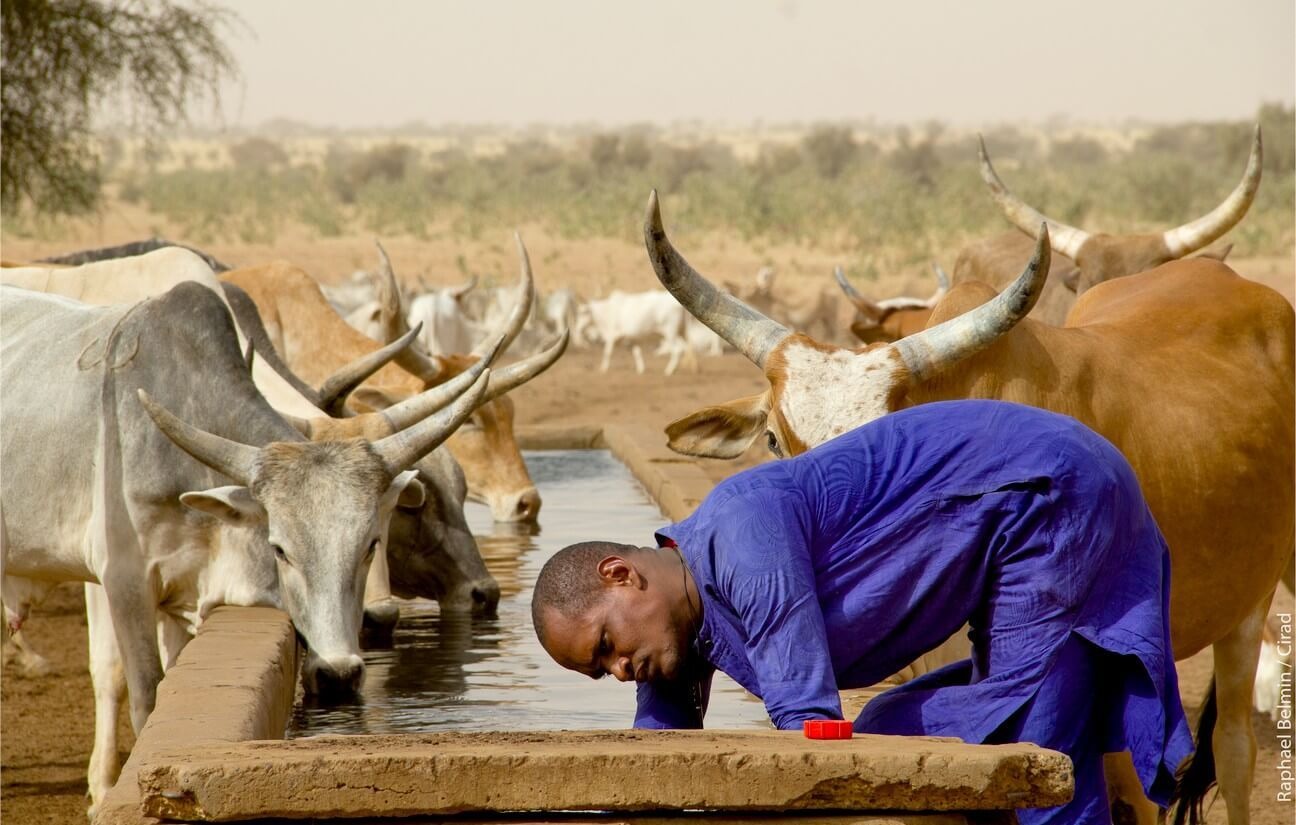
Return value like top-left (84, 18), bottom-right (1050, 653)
top-left (539, 554), bottom-right (692, 683)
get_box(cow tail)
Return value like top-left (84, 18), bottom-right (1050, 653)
top-left (1169, 677), bottom-right (1217, 825)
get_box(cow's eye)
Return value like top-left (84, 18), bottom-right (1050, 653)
top-left (271, 544), bottom-right (288, 562)
top-left (365, 539), bottom-right (379, 561)
top-left (766, 431), bottom-right (784, 458)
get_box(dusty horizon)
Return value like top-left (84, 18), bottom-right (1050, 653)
top-left (169, 0), bottom-right (1293, 132)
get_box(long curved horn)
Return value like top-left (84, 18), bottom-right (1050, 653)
top-left (644, 190), bottom-right (790, 367)
top-left (1162, 124), bottom-right (1263, 257)
top-left (137, 390), bottom-right (261, 485)
top-left (471, 233), bottom-right (533, 361)
top-left (374, 333), bottom-right (506, 434)
top-left (833, 267), bottom-right (883, 320)
top-left (894, 225), bottom-right (1050, 383)
top-left (316, 323), bottom-right (422, 417)
top-left (482, 328), bottom-right (569, 403)
top-left (978, 136), bottom-right (1090, 260)
top-left (373, 370), bottom-right (492, 474)
top-left (372, 240), bottom-right (412, 344)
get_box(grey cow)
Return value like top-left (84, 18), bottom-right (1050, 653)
top-left (0, 283), bottom-right (488, 813)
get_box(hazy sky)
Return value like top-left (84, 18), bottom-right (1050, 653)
top-left (207, 0), bottom-right (1294, 128)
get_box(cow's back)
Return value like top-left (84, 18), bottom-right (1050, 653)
top-left (0, 247), bottom-right (220, 304)
top-left (223, 263), bottom-right (422, 393)
top-left (1, 289), bottom-right (114, 577)
top-left (919, 261), bottom-right (1295, 656)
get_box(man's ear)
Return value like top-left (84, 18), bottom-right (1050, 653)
top-left (596, 555), bottom-right (637, 587)
top-left (381, 470), bottom-right (424, 512)
top-left (180, 486), bottom-right (266, 524)
top-left (665, 394), bottom-right (770, 459)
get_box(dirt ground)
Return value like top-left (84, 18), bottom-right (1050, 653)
top-left (1, 229), bottom-right (1293, 824)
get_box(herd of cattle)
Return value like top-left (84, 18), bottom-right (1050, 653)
top-left (0, 126), bottom-right (1291, 825)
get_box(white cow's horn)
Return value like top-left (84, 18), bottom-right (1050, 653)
top-left (1162, 124), bottom-right (1263, 257)
top-left (894, 224), bottom-right (1050, 383)
top-left (316, 323), bottom-right (423, 416)
top-left (644, 190), bottom-right (790, 368)
top-left (375, 333), bottom-right (505, 433)
top-left (372, 370), bottom-right (492, 474)
top-left (834, 267), bottom-right (883, 320)
top-left (483, 327), bottom-right (569, 403)
top-left (979, 136), bottom-right (1090, 260)
top-left (138, 390), bottom-right (261, 485)
top-left (471, 233), bottom-right (534, 361)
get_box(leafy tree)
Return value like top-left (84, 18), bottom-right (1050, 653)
top-left (2, 0), bottom-right (238, 215)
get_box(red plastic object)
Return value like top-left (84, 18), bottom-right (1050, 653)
top-left (803, 719), bottom-right (853, 740)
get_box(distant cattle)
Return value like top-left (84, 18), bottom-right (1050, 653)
top-left (835, 263), bottom-right (950, 344)
top-left (579, 289), bottom-right (697, 375)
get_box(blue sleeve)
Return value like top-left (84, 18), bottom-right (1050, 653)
top-left (713, 488), bottom-right (842, 730)
top-left (633, 665), bottom-right (715, 729)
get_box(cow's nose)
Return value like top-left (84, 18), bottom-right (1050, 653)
top-left (471, 580), bottom-right (501, 617)
top-left (307, 655), bottom-right (365, 699)
top-left (514, 488), bottom-right (541, 522)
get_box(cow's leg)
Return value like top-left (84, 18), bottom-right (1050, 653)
top-left (1103, 751), bottom-right (1159, 825)
top-left (361, 541), bottom-right (399, 647)
top-left (99, 565), bottom-right (163, 734)
top-left (1210, 594), bottom-right (1270, 825)
top-left (157, 612), bottom-right (191, 671)
top-left (85, 584), bottom-right (127, 815)
top-left (632, 344), bottom-right (646, 375)
top-left (663, 342), bottom-right (680, 376)
top-left (600, 338), bottom-right (615, 372)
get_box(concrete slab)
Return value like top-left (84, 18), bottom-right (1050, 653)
top-left (138, 730), bottom-right (1072, 821)
top-left (94, 607), bottom-right (300, 825)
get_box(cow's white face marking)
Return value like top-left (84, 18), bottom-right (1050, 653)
top-left (775, 342), bottom-right (904, 450)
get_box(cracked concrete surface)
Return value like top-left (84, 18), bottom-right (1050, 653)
top-left (137, 730), bottom-right (1071, 821)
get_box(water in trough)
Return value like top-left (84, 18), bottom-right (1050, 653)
top-left (289, 449), bottom-right (770, 736)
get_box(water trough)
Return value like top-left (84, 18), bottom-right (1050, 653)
top-left (92, 424), bottom-right (1072, 824)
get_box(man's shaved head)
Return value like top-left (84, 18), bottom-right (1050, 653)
top-left (531, 541), bottom-right (637, 642)
top-left (531, 540), bottom-right (698, 684)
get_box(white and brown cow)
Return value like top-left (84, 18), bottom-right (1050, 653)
top-left (645, 190), bottom-right (1293, 825)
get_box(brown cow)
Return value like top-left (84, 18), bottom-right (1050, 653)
top-left (960, 126), bottom-right (1260, 325)
top-left (645, 191), bottom-right (1293, 825)
top-left (835, 263), bottom-right (949, 344)
top-left (222, 238), bottom-right (565, 524)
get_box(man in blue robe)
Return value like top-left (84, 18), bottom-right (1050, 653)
top-left (532, 400), bottom-right (1193, 825)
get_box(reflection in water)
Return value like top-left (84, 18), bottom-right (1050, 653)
top-left (290, 450), bottom-right (770, 737)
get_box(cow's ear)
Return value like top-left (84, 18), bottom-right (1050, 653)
top-left (350, 386), bottom-right (402, 412)
top-left (1196, 241), bottom-right (1233, 262)
top-left (382, 470), bottom-right (425, 511)
top-left (181, 486), bottom-right (266, 523)
top-left (665, 394), bottom-right (770, 459)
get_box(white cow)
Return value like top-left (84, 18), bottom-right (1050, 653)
top-left (1, 283), bottom-right (489, 812)
top-left (580, 290), bottom-right (696, 375)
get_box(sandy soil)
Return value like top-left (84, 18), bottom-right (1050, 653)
top-left (1, 228), bottom-right (1292, 823)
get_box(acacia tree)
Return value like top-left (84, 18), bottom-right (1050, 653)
top-left (1, 0), bottom-right (238, 215)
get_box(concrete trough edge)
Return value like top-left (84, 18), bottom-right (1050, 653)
top-left (135, 731), bottom-right (1072, 821)
top-left (93, 606), bottom-right (300, 825)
